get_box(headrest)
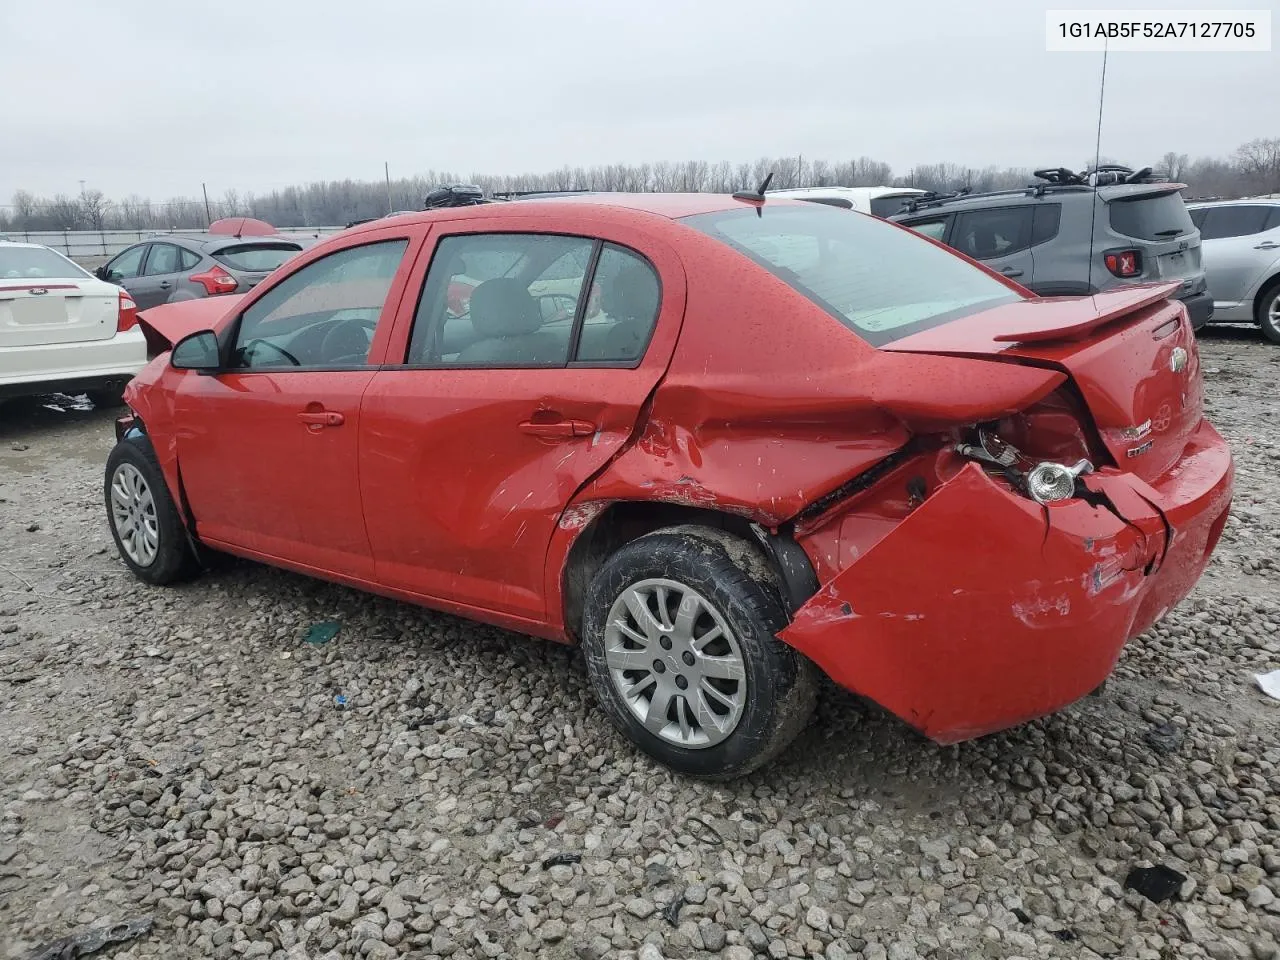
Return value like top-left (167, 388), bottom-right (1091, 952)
top-left (469, 278), bottom-right (542, 338)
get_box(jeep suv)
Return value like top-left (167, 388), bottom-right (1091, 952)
top-left (890, 166), bottom-right (1213, 329)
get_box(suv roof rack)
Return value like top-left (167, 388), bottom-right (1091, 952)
top-left (490, 189), bottom-right (593, 200)
top-left (423, 184), bottom-right (489, 209)
top-left (901, 188), bottom-right (972, 213)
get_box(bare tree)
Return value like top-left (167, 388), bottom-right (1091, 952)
top-left (47, 195), bottom-right (83, 230)
top-left (1233, 138), bottom-right (1280, 195)
top-left (79, 189), bottom-right (111, 230)
top-left (1160, 151), bottom-right (1189, 181)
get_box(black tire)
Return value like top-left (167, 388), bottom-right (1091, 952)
top-left (582, 525), bottom-right (817, 779)
top-left (87, 385), bottom-right (127, 408)
top-left (1256, 281), bottom-right (1280, 345)
top-left (104, 436), bottom-right (200, 585)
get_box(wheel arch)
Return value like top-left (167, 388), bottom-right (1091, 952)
top-left (557, 501), bottom-right (819, 643)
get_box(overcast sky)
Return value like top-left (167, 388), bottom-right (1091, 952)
top-left (1, 0), bottom-right (1274, 202)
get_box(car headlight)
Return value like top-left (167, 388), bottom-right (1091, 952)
top-left (1026, 459), bottom-right (1093, 504)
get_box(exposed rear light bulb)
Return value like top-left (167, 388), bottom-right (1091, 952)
top-left (1026, 459), bottom-right (1093, 504)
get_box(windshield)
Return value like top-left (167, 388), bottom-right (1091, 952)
top-left (0, 245), bottom-right (90, 280)
top-left (683, 204), bottom-right (1020, 346)
top-left (1108, 190), bottom-right (1195, 241)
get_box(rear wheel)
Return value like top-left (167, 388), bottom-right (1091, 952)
top-left (582, 525), bottom-right (817, 779)
top-left (104, 437), bottom-right (199, 585)
top-left (1257, 282), bottom-right (1280, 345)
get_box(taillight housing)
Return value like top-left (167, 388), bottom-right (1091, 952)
top-left (1104, 249), bottom-right (1143, 278)
top-left (189, 264), bottom-right (239, 296)
top-left (117, 291), bottom-right (138, 333)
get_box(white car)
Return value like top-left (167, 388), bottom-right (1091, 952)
top-left (764, 185), bottom-right (928, 218)
top-left (1187, 199), bottom-right (1280, 343)
top-left (0, 241), bottom-right (147, 405)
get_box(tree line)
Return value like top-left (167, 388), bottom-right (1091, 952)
top-left (3, 138), bottom-right (1277, 233)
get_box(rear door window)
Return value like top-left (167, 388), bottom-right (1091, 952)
top-left (1108, 191), bottom-right (1195, 240)
top-left (684, 204), bottom-right (1020, 347)
top-left (575, 244), bottom-right (661, 363)
top-left (213, 243), bottom-right (302, 272)
top-left (951, 207), bottom-right (1034, 260)
top-left (1197, 205), bottom-right (1273, 240)
top-left (143, 243), bottom-right (182, 276)
top-left (1031, 204), bottom-right (1062, 246)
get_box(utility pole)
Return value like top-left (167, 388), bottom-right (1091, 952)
top-left (385, 162), bottom-right (393, 215)
top-left (78, 179), bottom-right (86, 196)
top-left (202, 182), bottom-right (212, 226)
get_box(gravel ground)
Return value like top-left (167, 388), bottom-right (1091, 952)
top-left (1, 328), bottom-right (1278, 960)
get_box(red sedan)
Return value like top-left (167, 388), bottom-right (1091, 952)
top-left (105, 193), bottom-right (1233, 778)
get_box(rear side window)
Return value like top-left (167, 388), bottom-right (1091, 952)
top-left (213, 243), bottom-right (302, 272)
top-left (178, 248), bottom-right (201, 270)
top-left (576, 244), bottom-right (661, 363)
top-left (408, 233), bottom-right (594, 367)
top-left (951, 207), bottom-right (1034, 260)
top-left (144, 243), bottom-right (182, 276)
top-left (1031, 204), bottom-right (1062, 246)
top-left (684, 205), bottom-right (1020, 347)
top-left (1108, 191), bottom-right (1194, 240)
top-left (1196, 205), bottom-right (1273, 241)
top-left (0, 245), bottom-right (90, 280)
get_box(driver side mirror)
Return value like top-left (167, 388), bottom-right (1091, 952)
top-left (94, 265), bottom-right (110, 281)
top-left (171, 330), bottom-right (221, 372)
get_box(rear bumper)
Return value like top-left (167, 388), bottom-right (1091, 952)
top-left (0, 329), bottom-right (147, 397)
top-left (1178, 290), bottom-right (1213, 330)
top-left (781, 419), bottom-right (1233, 743)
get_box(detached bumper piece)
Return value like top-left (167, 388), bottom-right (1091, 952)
top-left (781, 420), bottom-right (1232, 744)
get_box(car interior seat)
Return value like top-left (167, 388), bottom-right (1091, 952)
top-left (455, 278), bottom-right (566, 364)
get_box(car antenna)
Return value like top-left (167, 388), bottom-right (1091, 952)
top-left (1085, 40), bottom-right (1108, 296)
top-left (732, 172), bottom-right (775, 206)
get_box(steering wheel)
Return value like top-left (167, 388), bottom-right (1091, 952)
top-left (320, 315), bottom-right (376, 364)
top-left (244, 339), bottom-right (301, 367)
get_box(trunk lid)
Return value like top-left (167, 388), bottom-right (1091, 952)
top-left (1100, 184), bottom-right (1203, 289)
top-left (0, 280), bottom-right (120, 348)
top-left (883, 284), bottom-right (1202, 483)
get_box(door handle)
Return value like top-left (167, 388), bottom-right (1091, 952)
top-left (518, 418), bottom-right (595, 438)
top-left (1254, 242), bottom-right (1280, 250)
top-left (159, 281), bottom-right (172, 289)
top-left (297, 411), bottom-right (345, 427)
top-left (1001, 268), bottom-right (1024, 278)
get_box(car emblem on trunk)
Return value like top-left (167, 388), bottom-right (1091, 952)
top-left (29, 287), bottom-right (48, 296)
top-left (1170, 347), bottom-right (1188, 373)
top-left (1121, 420), bottom-right (1152, 441)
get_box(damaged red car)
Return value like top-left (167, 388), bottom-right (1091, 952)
top-left (105, 194), bottom-right (1233, 778)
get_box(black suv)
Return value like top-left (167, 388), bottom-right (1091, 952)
top-left (890, 166), bottom-right (1213, 329)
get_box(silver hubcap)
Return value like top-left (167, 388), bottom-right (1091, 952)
top-left (110, 463), bottom-right (159, 566)
top-left (1268, 293), bottom-right (1280, 328)
top-left (604, 578), bottom-right (747, 749)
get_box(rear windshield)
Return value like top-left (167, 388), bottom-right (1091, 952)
top-left (683, 204), bottom-right (1020, 346)
top-left (0, 246), bottom-right (90, 280)
top-left (212, 243), bottom-right (300, 272)
top-left (869, 194), bottom-right (919, 218)
top-left (1108, 190), bottom-right (1195, 241)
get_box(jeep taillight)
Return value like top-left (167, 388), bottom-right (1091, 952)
top-left (190, 264), bottom-right (239, 296)
top-left (1104, 249), bottom-right (1142, 278)
top-left (117, 291), bottom-right (138, 333)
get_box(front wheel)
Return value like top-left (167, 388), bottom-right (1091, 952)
top-left (1258, 284), bottom-right (1280, 345)
top-left (104, 437), bottom-right (199, 585)
top-left (582, 526), bottom-right (817, 779)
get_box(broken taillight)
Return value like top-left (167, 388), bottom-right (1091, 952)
top-left (1104, 249), bottom-right (1142, 278)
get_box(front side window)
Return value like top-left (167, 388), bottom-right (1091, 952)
top-left (951, 207), bottom-right (1034, 260)
top-left (408, 233), bottom-right (593, 366)
top-left (230, 239), bottom-right (407, 370)
top-left (144, 243), bottom-right (183, 276)
top-left (105, 244), bottom-right (147, 280)
top-left (685, 204), bottom-right (1020, 346)
top-left (904, 218), bottom-right (949, 241)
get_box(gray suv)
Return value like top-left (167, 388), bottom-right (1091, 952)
top-left (890, 166), bottom-right (1213, 329)
top-left (94, 233), bottom-right (303, 310)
